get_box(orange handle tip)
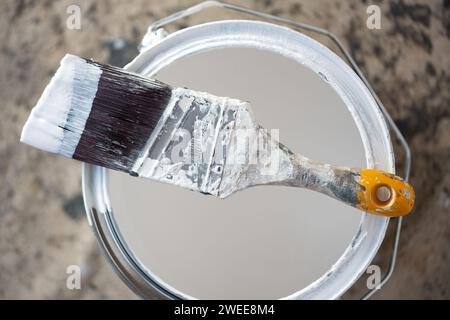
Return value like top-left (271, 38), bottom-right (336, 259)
top-left (357, 169), bottom-right (415, 217)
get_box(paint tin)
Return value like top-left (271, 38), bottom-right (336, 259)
top-left (82, 11), bottom-right (395, 299)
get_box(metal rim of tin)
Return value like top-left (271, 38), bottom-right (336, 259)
top-left (82, 20), bottom-right (394, 300)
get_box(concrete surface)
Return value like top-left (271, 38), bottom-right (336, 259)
top-left (0, 0), bottom-right (448, 299)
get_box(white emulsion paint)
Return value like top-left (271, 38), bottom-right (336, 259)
top-left (20, 54), bottom-right (101, 157)
top-left (108, 48), bottom-right (364, 299)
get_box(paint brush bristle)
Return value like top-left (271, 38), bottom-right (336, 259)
top-left (21, 54), bottom-right (173, 173)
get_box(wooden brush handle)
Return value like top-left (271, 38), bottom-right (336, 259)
top-left (281, 157), bottom-right (415, 217)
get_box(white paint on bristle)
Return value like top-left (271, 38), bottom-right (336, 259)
top-left (20, 54), bottom-right (101, 157)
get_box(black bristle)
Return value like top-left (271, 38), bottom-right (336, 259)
top-left (72, 60), bottom-right (172, 172)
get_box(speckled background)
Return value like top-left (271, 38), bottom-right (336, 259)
top-left (0, 0), bottom-right (448, 299)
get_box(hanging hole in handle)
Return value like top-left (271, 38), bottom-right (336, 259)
top-left (374, 184), bottom-right (394, 206)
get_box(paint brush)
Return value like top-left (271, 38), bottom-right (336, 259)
top-left (20, 54), bottom-right (414, 217)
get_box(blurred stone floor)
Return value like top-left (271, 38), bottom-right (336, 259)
top-left (0, 0), bottom-right (448, 299)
